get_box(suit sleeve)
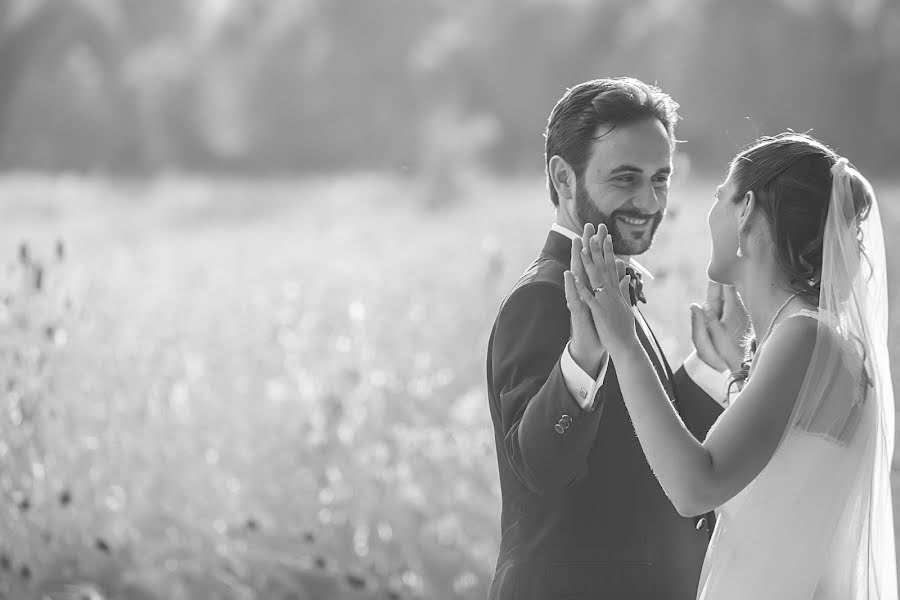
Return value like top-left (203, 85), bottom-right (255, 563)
top-left (491, 281), bottom-right (608, 495)
top-left (673, 363), bottom-right (728, 537)
top-left (673, 365), bottom-right (725, 442)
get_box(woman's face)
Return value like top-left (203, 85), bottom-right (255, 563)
top-left (707, 167), bottom-right (741, 285)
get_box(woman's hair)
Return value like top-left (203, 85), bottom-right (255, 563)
top-left (726, 132), bottom-right (874, 392)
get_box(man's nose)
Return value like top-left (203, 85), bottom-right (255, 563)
top-left (634, 183), bottom-right (661, 214)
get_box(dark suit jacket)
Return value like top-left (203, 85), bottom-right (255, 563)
top-left (486, 231), bottom-right (724, 600)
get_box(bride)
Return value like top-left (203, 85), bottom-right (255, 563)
top-left (565, 132), bottom-right (897, 599)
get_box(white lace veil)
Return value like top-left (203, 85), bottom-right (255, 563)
top-left (698, 158), bottom-right (897, 599)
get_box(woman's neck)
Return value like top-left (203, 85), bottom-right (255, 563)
top-left (735, 264), bottom-right (809, 345)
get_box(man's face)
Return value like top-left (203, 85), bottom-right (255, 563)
top-left (573, 118), bottom-right (673, 256)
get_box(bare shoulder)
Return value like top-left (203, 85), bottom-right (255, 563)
top-left (767, 313), bottom-right (850, 365)
top-left (768, 314), bottom-right (820, 353)
top-left (749, 316), bottom-right (820, 392)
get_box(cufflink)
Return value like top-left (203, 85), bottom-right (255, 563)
top-left (555, 414), bottom-right (572, 435)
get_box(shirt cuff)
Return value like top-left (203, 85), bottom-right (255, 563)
top-left (683, 350), bottom-right (731, 408)
top-left (560, 342), bottom-right (610, 411)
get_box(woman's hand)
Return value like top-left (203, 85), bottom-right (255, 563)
top-left (563, 223), bottom-right (639, 358)
top-left (690, 282), bottom-right (748, 373)
top-left (564, 224), bottom-right (607, 376)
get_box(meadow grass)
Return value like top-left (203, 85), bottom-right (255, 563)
top-left (0, 172), bottom-right (897, 599)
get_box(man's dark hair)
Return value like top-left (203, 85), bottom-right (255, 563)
top-left (544, 77), bottom-right (680, 206)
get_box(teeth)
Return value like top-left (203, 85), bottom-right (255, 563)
top-left (619, 216), bottom-right (649, 225)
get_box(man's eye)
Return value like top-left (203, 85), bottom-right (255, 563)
top-left (615, 176), bottom-right (636, 184)
top-left (653, 176), bottom-right (670, 186)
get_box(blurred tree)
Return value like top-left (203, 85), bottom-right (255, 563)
top-left (1, 0), bottom-right (899, 175)
top-left (0, 0), bottom-right (123, 164)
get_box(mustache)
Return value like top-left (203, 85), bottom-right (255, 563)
top-left (610, 210), bottom-right (663, 220)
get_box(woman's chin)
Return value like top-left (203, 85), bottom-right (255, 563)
top-left (707, 261), bottom-right (730, 285)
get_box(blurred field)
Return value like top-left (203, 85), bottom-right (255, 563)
top-left (1, 173), bottom-right (898, 599)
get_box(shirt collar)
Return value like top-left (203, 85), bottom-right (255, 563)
top-left (550, 223), bottom-right (654, 280)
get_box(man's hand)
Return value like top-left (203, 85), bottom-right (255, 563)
top-left (563, 224), bottom-right (605, 376)
top-left (690, 282), bottom-right (748, 373)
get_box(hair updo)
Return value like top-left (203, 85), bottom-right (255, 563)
top-left (727, 132), bottom-right (874, 390)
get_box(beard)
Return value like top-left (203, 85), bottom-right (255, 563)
top-left (574, 179), bottom-right (664, 256)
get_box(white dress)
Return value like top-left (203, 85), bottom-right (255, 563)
top-left (697, 309), bottom-right (888, 599)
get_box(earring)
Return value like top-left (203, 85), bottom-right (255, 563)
top-left (736, 228), bottom-right (744, 258)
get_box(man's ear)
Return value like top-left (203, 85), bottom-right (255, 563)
top-left (737, 190), bottom-right (755, 232)
top-left (548, 155), bottom-right (575, 203)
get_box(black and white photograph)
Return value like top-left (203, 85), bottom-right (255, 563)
top-left (1, 1), bottom-right (898, 598)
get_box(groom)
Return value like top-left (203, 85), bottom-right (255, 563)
top-left (486, 78), bottom-right (745, 599)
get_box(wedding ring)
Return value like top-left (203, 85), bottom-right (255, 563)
top-left (592, 286), bottom-right (604, 294)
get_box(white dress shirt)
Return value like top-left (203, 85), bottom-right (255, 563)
top-left (551, 223), bottom-right (730, 411)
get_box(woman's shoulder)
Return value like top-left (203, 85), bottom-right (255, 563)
top-left (780, 309), bottom-right (844, 349)
top-left (749, 314), bottom-right (820, 383)
top-left (772, 309), bottom-right (826, 346)
top-left (770, 310), bottom-right (859, 377)
top-left (765, 314), bottom-right (820, 361)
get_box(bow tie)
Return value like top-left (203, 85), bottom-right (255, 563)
top-left (626, 266), bottom-right (646, 306)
